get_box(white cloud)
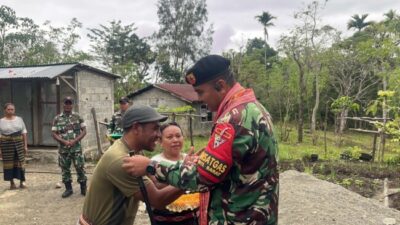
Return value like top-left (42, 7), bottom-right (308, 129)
top-left (1, 0), bottom-right (400, 54)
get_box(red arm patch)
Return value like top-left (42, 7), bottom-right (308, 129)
top-left (197, 123), bottom-right (234, 183)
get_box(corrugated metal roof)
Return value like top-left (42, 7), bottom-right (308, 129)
top-left (0, 64), bottom-right (77, 79)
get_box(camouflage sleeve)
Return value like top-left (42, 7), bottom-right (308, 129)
top-left (51, 116), bottom-right (58, 132)
top-left (79, 115), bottom-right (86, 128)
top-left (108, 114), bottom-right (116, 133)
top-left (154, 122), bottom-right (235, 192)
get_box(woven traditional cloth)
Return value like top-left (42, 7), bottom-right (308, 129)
top-left (0, 135), bottom-right (25, 181)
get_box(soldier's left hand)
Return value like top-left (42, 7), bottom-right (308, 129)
top-left (122, 155), bottom-right (150, 177)
top-left (183, 146), bottom-right (199, 166)
top-left (70, 139), bottom-right (77, 147)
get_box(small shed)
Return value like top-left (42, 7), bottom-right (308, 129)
top-left (127, 83), bottom-right (213, 136)
top-left (0, 63), bottom-right (119, 152)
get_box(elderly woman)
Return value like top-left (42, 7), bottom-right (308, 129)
top-left (151, 122), bottom-right (199, 225)
top-left (0, 103), bottom-right (28, 189)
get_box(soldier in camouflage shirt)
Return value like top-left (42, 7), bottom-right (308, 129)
top-left (52, 96), bottom-right (87, 198)
top-left (108, 96), bottom-right (130, 135)
top-left (123, 55), bottom-right (279, 225)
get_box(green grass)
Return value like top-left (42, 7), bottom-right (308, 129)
top-left (276, 125), bottom-right (400, 163)
top-left (144, 125), bottom-right (400, 164)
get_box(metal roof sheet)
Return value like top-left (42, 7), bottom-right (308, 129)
top-left (0, 64), bottom-right (77, 79)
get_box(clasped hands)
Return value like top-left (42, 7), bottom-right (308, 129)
top-left (63, 139), bottom-right (77, 148)
top-left (122, 146), bottom-right (200, 177)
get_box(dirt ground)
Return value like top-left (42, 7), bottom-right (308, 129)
top-left (1, 159), bottom-right (400, 225)
top-left (0, 161), bottom-right (150, 225)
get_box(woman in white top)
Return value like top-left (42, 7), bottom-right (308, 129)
top-left (0, 103), bottom-right (28, 189)
top-left (151, 122), bottom-right (198, 225)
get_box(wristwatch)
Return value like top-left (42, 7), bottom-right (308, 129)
top-left (146, 160), bottom-right (158, 175)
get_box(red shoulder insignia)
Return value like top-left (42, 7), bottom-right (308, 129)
top-left (197, 123), bottom-right (234, 183)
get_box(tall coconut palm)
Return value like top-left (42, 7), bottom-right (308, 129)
top-left (255, 11), bottom-right (276, 40)
top-left (347, 14), bottom-right (372, 31)
top-left (255, 11), bottom-right (276, 95)
top-left (384, 9), bottom-right (399, 22)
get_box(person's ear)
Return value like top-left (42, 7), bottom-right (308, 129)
top-left (214, 79), bottom-right (226, 92)
top-left (215, 79), bottom-right (229, 94)
top-left (131, 122), bottom-right (141, 134)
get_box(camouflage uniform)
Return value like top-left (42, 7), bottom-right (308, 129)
top-left (52, 112), bottom-right (87, 183)
top-left (154, 87), bottom-right (279, 225)
top-left (108, 110), bottom-right (124, 134)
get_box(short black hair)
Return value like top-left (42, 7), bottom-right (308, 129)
top-left (209, 69), bottom-right (236, 88)
top-left (160, 122), bottom-right (182, 135)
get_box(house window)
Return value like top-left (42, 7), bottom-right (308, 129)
top-left (200, 104), bottom-right (212, 122)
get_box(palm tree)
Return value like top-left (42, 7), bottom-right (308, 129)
top-left (347, 14), bottom-right (373, 31)
top-left (255, 11), bottom-right (276, 95)
top-left (255, 11), bottom-right (276, 40)
top-left (384, 9), bottom-right (399, 22)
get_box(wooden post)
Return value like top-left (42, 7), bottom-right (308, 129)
top-left (384, 178), bottom-right (389, 207)
top-left (380, 132), bottom-right (386, 162)
top-left (372, 133), bottom-right (378, 162)
top-left (91, 108), bottom-right (103, 158)
top-left (189, 111), bottom-right (194, 147)
top-left (56, 77), bottom-right (60, 114)
top-left (324, 104), bottom-right (328, 158)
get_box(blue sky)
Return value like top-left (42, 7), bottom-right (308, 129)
top-left (2, 0), bottom-right (400, 53)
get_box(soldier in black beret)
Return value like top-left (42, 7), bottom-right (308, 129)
top-left (123, 54), bottom-right (279, 225)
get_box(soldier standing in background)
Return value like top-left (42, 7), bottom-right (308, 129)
top-left (122, 55), bottom-right (279, 225)
top-left (51, 96), bottom-right (87, 198)
top-left (108, 96), bottom-right (130, 135)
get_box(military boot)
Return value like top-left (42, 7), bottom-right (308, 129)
top-left (62, 182), bottom-right (73, 198)
top-left (80, 181), bottom-right (87, 196)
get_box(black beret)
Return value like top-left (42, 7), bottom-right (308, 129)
top-left (185, 55), bottom-right (230, 86)
top-left (63, 96), bottom-right (74, 104)
top-left (119, 96), bottom-right (129, 104)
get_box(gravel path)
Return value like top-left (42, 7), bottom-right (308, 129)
top-left (280, 170), bottom-right (400, 225)
top-left (0, 163), bottom-right (399, 225)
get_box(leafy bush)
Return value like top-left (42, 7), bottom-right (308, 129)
top-left (341, 146), bottom-right (363, 160)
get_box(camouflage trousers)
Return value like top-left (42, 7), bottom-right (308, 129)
top-left (58, 151), bottom-right (87, 183)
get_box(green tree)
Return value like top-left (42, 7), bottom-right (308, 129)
top-left (383, 9), bottom-right (399, 22)
top-left (279, 1), bottom-right (335, 143)
top-left (1, 6), bottom-right (89, 66)
top-left (88, 20), bottom-right (155, 99)
top-left (255, 12), bottom-right (276, 41)
top-left (255, 11), bottom-right (276, 95)
top-left (0, 5), bottom-right (18, 65)
top-left (347, 14), bottom-right (373, 31)
top-left (46, 18), bottom-right (91, 63)
top-left (154, 0), bottom-right (213, 82)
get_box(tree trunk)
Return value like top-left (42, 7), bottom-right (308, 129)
top-left (339, 108), bottom-right (349, 134)
top-left (311, 71), bottom-right (320, 145)
top-left (380, 76), bottom-right (388, 162)
top-left (264, 31), bottom-right (269, 97)
top-left (297, 63), bottom-right (305, 143)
